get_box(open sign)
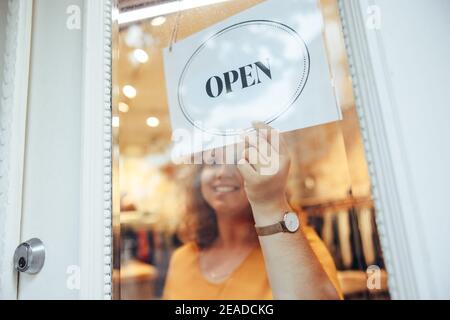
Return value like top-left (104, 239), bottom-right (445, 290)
top-left (164, 0), bottom-right (341, 154)
top-left (177, 20), bottom-right (310, 136)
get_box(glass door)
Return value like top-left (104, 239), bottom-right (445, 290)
top-left (113, 0), bottom-right (389, 300)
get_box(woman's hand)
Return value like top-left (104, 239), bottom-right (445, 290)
top-left (237, 122), bottom-right (292, 225)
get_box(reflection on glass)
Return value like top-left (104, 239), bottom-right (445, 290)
top-left (115, 0), bottom-right (390, 300)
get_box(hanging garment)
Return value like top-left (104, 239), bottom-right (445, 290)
top-left (371, 210), bottom-right (386, 269)
top-left (330, 212), bottom-right (343, 270)
top-left (349, 208), bottom-right (366, 270)
top-left (322, 210), bottom-right (334, 252)
top-left (337, 210), bottom-right (353, 269)
top-left (137, 230), bottom-right (150, 261)
top-left (358, 207), bottom-right (376, 266)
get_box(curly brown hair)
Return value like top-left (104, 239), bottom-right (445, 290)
top-left (177, 165), bottom-right (219, 249)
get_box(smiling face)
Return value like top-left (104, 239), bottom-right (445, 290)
top-left (200, 158), bottom-right (252, 220)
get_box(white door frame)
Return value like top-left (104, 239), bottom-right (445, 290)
top-left (78, 0), bottom-right (114, 300)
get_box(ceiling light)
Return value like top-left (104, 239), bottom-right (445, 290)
top-left (123, 85), bottom-right (137, 99)
top-left (119, 0), bottom-right (231, 25)
top-left (151, 16), bottom-right (166, 26)
top-left (112, 116), bottom-right (120, 128)
top-left (118, 102), bottom-right (129, 113)
top-left (133, 49), bottom-right (149, 64)
top-left (146, 116), bottom-right (160, 128)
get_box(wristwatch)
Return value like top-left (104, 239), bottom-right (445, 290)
top-left (255, 212), bottom-right (300, 236)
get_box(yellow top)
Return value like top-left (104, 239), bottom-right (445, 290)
top-left (163, 227), bottom-right (343, 300)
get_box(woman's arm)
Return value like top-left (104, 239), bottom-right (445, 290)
top-left (237, 122), bottom-right (341, 300)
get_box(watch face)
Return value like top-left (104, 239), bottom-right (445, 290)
top-left (284, 212), bottom-right (300, 233)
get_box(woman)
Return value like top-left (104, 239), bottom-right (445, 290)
top-left (163, 123), bottom-right (342, 299)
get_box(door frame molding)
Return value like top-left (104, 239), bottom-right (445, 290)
top-left (79, 0), bottom-right (114, 299)
top-left (0, 0), bottom-right (33, 300)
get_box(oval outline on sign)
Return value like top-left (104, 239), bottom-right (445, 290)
top-left (177, 19), bottom-right (311, 136)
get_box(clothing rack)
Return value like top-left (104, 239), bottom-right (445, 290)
top-left (300, 196), bottom-right (374, 215)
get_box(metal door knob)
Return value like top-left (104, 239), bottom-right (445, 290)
top-left (13, 238), bottom-right (45, 274)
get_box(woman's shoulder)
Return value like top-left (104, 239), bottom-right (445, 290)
top-left (303, 226), bottom-right (320, 241)
top-left (163, 242), bottom-right (200, 299)
top-left (170, 241), bottom-right (199, 264)
top-left (303, 226), bottom-right (331, 257)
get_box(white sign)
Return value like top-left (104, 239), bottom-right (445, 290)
top-left (164, 0), bottom-right (341, 156)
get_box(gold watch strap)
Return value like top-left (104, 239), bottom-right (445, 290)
top-left (255, 221), bottom-right (286, 236)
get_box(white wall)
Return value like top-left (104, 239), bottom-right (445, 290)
top-left (375, 0), bottom-right (450, 298)
top-left (18, 0), bottom-right (84, 299)
top-left (0, 0), bottom-right (8, 89)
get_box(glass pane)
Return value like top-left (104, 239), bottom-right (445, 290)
top-left (115, 0), bottom-right (390, 300)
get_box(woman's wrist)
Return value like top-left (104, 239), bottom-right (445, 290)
top-left (250, 197), bottom-right (292, 226)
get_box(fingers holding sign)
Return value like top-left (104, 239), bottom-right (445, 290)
top-left (238, 122), bottom-right (290, 176)
top-left (237, 122), bottom-right (291, 208)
